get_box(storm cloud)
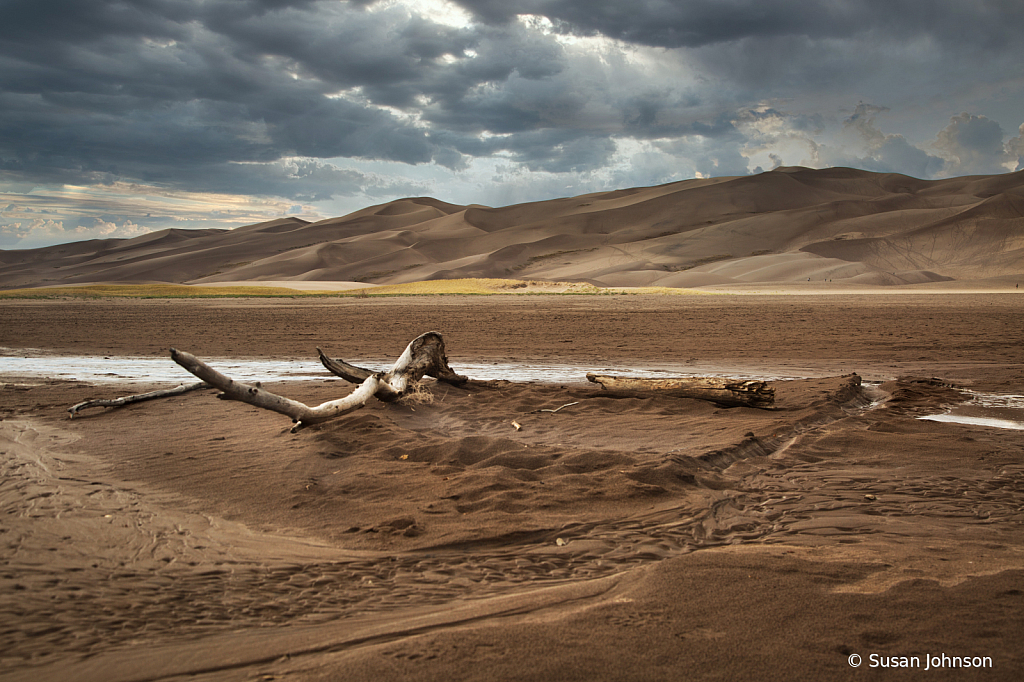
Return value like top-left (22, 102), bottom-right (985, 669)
top-left (1, 0), bottom-right (1022, 247)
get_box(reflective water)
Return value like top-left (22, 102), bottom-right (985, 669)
top-left (916, 414), bottom-right (1024, 430)
top-left (917, 390), bottom-right (1024, 431)
top-left (0, 348), bottom-right (805, 385)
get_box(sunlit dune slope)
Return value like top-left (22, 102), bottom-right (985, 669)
top-left (2, 167), bottom-right (1022, 290)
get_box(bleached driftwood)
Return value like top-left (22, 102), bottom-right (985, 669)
top-left (68, 381), bottom-right (210, 417)
top-left (586, 373), bottom-right (774, 409)
top-left (316, 332), bottom-right (467, 394)
top-left (68, 332), bottom-right (467, 431)
top-left (316, 347), bottom-right (374, 383)
top-left (530, 401), bottom-right (580, 414)
top-left (171, 331), bottom-right (467, 431)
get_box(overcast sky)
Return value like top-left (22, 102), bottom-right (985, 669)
top-left (2, 0), bottom-right (1023, 249)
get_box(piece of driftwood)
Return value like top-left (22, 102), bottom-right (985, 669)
top-left (317, 332), bottom-right (467, 394)
top-left (68, 381), bottom-right (210, 418)
top-left (585, 373), bottom-right (775, 409)
top-left (530, 401), bottom-right (580, 414)
top-left (315, 347), bottom-right (374, 383)
top-left (171, 331), bottom-right (468, 431)
top-left (65, 332), bottom-right (466, 431)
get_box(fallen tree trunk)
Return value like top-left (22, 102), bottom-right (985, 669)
top-left (68, 381), bottom-right (211, 417)
top-left (171, 331), bottom-right (467, 431)
top-left (586, 373), bottom-right (775, 409)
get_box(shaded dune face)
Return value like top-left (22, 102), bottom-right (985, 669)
top-left (2, 167), bottom-right (1023, 290)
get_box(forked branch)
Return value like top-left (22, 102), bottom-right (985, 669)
top-left (317, 331), bottom-right (467, 394)
top-left (171, 331), bottom-right (468, 431)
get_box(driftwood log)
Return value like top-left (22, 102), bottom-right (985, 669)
top-left (67, 332), bottom-right (466, 431)
top-left (586, 373), bottom-right (775, 409)
top-left (171, 331), bottom-right (467, 431)
top-left (68, 381), bottom-right (211, 417)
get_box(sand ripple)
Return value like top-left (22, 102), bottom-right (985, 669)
top-left (5, 373), bottom-right (1024, 677)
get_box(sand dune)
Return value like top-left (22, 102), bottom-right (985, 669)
top-left (2, 167), bottom-right (1023, 290)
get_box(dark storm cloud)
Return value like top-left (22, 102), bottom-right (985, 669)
top-left (0, 0), bottom-right (480, 197)
top-left (0, 82), bottom-right (438, 179)
top-left (1, 0), bottom-right (1022, 230)
top-left (455, 0), bottom-right (861, 45)
top-left (0, 0), bottom-right (187, 44)
top-left (187, 158), bottom-right (430, 201)
top-left (0, 0), bottom-right (610, 195)
top-left (203, 4), bottom-right (478, 108)
top-left (453, 0), bottom-right (1024, 107)
top-left (451, 0), bottom-right (1023, 49)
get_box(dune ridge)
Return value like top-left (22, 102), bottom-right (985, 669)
top-left (2, 167), bottom-right (1023, 290)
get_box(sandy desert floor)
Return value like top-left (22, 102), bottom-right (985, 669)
top-left (1, 293), bottom-right (1023, 681)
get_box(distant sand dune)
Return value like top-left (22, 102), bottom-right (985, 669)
top-left (2, 167), bottom-right (1022, 290)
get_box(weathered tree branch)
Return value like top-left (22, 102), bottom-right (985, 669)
top-left (68, 381), bottom-right (211, 418)
top-left (169, 348), bottom-right (381, 431)
top-left (171, 331), bottom-right (468, 431)
top-left (586, 373), bottom-right (775, 409)
top-left (316, 347), bottom-right (373, 383)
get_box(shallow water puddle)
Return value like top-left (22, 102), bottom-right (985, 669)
top-left (918, 390), bottom-right (1024, 431)
top-left (1, 353), bottom-right (330, 384)
top-left (0, 349), bottom-right (809, 385)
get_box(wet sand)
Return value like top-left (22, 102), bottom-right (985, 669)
top-left (2, 294), bottom-right (1023, 680)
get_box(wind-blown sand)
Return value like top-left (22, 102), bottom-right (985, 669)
top-left (1, 294), bottom-right (1023, 680)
